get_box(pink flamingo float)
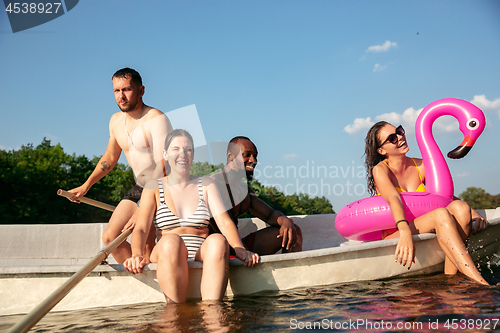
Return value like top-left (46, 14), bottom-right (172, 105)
top-left (335, 98), bottom-right (486, 241)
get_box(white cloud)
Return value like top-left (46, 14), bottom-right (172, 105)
top-left (373, 63), bottom-right (387, 73)
top-left (344, 117), bottom-right (375, 134)
top-left (366, 40), bottom-right (398, 53)
top-left (455, 172), bottom-right (470, 178)
top-left (283, 153), bottom-right (299, 160)
top-left (471, 94), bottom-right (500, 119)
top-left (345, 95), bottom-right (499, 136)
top-left (433, 116), bottom-right (461, 133)
top-left (373, 107), bottom-right (423, 134)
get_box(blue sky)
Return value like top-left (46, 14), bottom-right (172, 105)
top-left (1, 0), bottom-right (499, 212)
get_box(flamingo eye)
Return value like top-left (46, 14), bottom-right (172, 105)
top-left (467, 118), bottom-right (479, 130)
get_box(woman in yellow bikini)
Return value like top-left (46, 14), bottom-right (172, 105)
top-left (365, 121), bottom-right (489, 285)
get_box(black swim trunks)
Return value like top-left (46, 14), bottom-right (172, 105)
top-left (122, 184), bottom-right (143, 203)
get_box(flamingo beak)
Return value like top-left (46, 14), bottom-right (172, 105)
top-left (447, 135), bottom-right (475, 159)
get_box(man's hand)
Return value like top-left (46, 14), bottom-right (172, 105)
top-left (471, 209), bottom-right (488, 233)
top-left (277, 217), bottom-right (298, 251)
top-left (67, 184), bottom-right (90, 203)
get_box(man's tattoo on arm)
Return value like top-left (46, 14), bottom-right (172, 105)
top-left (101, 161), bottom-right (111, 172)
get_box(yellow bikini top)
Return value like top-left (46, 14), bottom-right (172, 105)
top-left (378, 158), bottom-right (426, 194)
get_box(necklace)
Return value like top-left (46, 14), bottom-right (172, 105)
top-left (125, 105), bottom-right (145, 146)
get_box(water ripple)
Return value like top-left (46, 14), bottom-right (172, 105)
top-left (2, 267), bottom-right (500, 332)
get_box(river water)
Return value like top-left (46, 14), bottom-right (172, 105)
top-left (2, 266), bottom-right (500, 332)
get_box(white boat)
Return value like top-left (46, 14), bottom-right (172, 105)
top-left (1, 209), bottom-right (500, 317)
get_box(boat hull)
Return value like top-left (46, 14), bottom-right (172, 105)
top-left (1, 209), bottom-right (499, 316)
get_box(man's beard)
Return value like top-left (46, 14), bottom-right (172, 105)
top-left (245, 169), bottom-right (254, 181)
top-left (118, 99), bottom-right (138, 112)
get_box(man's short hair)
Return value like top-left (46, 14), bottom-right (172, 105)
top-left (112, 67), bottom-right (143, 87)
top-left (227, 136), bottom-right (256, 152)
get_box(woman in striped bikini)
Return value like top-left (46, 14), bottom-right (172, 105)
top-left (124, 129), bottom-right (259, 303)
top-left (365, 121), bottom-right (489, 285)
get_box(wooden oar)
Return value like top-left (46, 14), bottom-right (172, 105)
top-left (7, 229), bottom-right (131, 333)
top-left (7, 192), bottom-right (126, 333)
top-left (57, 189), bottom-right (116, 212)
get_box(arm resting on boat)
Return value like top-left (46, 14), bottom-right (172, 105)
top-left (373, 163), bottom-right (415, 268)
top-left (205, 178), bottom-right (259, 267)
top-left (124, 184), bottom-right (156, 274)
top-left (247, 184), bottom-right (299, 250)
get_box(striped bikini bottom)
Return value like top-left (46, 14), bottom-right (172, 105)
top-left (180, 234), bottom-right (206, 261)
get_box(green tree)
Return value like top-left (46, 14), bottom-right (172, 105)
top-left (241, 180), bottom-right (335, 218)
top-left (458, 187), bottom-right (495, 210)
top-left (190, 161), bottom-right (224, 177)
top-left (189, 164), bottom-right (333, 215)
top-left (0, 142), bottom-right (336, 223)
top-left (491, 194), bottom-right (500, 208)
top-left (87, 156), bottom-right (135, 206)
top-left (0, 139), bottom-right (134, 224)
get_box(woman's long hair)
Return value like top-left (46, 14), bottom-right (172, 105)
top-left (164, 129), bottom-right (194, 175)
top-left (364, 121), bottom-right (389, 196)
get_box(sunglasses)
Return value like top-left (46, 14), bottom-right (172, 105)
top-left (379, 125), bottom-right (405, 148)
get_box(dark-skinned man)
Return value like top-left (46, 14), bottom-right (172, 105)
top-left (209, 136), bottom-right (302, 255)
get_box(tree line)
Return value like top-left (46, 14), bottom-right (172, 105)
top-left (190, 163), bottom-right (335, 216)
top-left (458, 187), bottom-right (500, 210)
top-left (0, 139), bottom-right (334, 224)
top-left (0, 139), bottom-right (134, 224)
top-left (3, 139), bottom-right (496, 225)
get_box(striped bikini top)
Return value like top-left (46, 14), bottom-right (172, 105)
top-left (154, 177), bottom-right (211, 231)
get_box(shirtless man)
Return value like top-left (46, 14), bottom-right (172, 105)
top-left (68, 68), bottom-right (172, 263)
top-left (208, 136), bottom-right (302, 255)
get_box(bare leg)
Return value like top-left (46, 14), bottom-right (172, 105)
top-left (412, 208), bottom-right (487, 285)
top-left (443, 200), bottom-right (472, 275)
top-left (249, 227), bottom-right (303, 255)
top-left (102, 200), bottom-right (156, 263)
top-left (197, 234), bottom-right (229, 301)
top-left (150, 234), bottom-right (189, 303)
top-left (200, 301), bottom-right (230, 333)
top-left (102, 200), bottom-right (137, 264)
top-left (385, 206), bottom-right (487, 284)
